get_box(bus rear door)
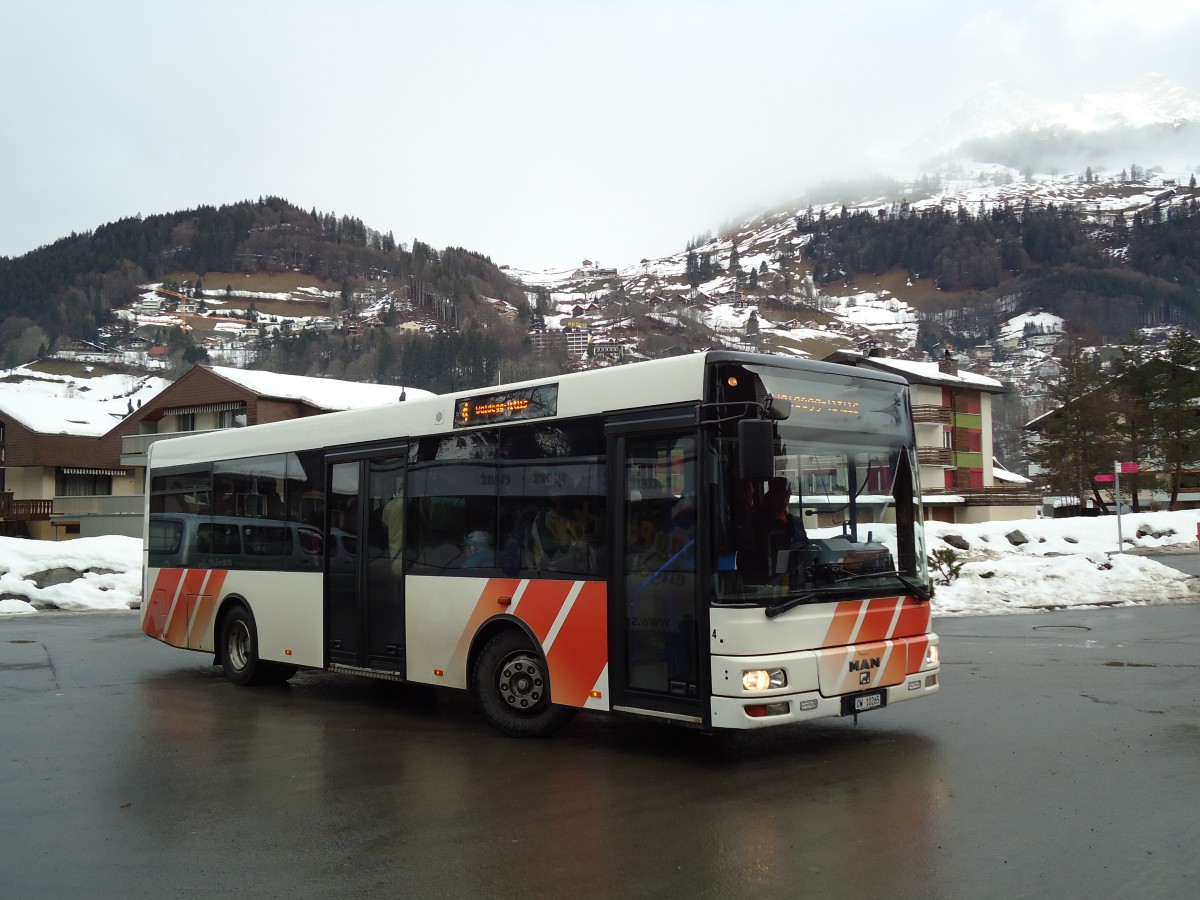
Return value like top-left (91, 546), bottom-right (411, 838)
top-left (324, 447), bottom-right (408, 674)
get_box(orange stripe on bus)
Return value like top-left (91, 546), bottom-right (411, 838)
top-left (894, 598), bottom-right (932, 639)
top-left (906, 635), bottom-right (931, 673)
top-left (513, 581), bottom-right (573, 643)
top-left (188, 570), bottom-right (228, 648)
top-left (143, 568), bottom-right (185, 638)
top-left (165, 569), bottom-right (208, 647)
top-left (822, 601), bottom-right (864, 648)
top-left (858, 597), bottom-right (902, 643)
top-left (543, 582), bottom-right (608, 708)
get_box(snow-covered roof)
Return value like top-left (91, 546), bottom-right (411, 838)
top-left (0, 367), bottom-right (168, 436)
top-left (829, 352), bottom-right (1005, 391)
top-left (206, 366), bottom-right (434, 410)
top-left (0, 393), bottom-right (124, 436)
top-left (874, 357), bottom-right (1004, 390)
top-left (993, 463), bottom-right (1033, 485)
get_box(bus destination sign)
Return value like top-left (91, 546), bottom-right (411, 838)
top-left (453, 385), bottom-right (559, 428)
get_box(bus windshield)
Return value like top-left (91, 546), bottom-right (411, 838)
top-left (711, 361), bottom-right (929, 606)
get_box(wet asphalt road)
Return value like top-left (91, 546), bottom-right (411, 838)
top-left (1, 603), bottom-right (1198, 899)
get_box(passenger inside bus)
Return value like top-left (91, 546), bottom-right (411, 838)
top-left (530, 482), bottom-right (600, 575)
top-left (454, 530), bottom-right (495, 568)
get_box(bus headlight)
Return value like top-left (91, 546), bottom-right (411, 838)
top-left (742, 668), bottom-right (787, 691)
top-left (924, 644), bottom-right (940, 667)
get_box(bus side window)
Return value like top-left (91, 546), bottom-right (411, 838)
top-left (498, 419), bottom-right (606, 580)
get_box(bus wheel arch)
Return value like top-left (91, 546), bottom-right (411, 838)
top-left (469, 621), bottom-right (575, 738)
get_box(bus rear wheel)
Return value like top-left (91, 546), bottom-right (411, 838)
top-left (219, 605), bottom-right (275, 686)
top-left (473, 630), bottom-right (575, 738)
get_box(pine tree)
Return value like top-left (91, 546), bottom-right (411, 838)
top-left (1028, 344), bottom-right (1122, 508)
top-left (1147, 330), bottom-right (1200, 507)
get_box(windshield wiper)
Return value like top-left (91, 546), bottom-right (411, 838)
top-left (826, 570), bottom-right (931, 601)
top-left (764, 571), bottom-right (930, 619)
top-left (765, 592), bottom-right (819, 619)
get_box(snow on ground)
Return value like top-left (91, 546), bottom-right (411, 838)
top-left (0, 535), bottom-right (143, 614)
top-left (925, 509), bottom-right (1200, 616)
top-left (1000, 310), bottom-right (1064, 339)
top-left (1, 510), bottom-right (1198, 619)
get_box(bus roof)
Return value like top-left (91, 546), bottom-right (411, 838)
top-left (148, 351), bottom-right (909, 469)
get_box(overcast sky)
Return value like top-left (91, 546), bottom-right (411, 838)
top-left (2, 1), bottom-right (1199, 270)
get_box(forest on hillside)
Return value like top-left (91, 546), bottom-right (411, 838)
top-left (0, 197), bottom-right (528, 371)
top-left (800, 195), bottom-right (1200, 345)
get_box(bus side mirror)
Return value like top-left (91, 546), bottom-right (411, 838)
top-left (738, 419), bottom-right (775, 481)
top-left (762, 395), bottom-right (790, 420)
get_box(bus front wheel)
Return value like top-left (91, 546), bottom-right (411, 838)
top-left (473, 630), bottom-right (575, 738)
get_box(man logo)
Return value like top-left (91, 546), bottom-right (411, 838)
top-left (859, 671), bottom-right (871, 686)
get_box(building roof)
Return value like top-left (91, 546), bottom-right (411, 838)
top-left (0, 394), bottom-right (126, 436)
top-left (204, 366), bottom-right (434, 410)
top-left (824, 350), bottom-right (1007, 393)
top-left (0, 368), bottom-right (168, 436)
top-left (993, 458), bottom-right (1033, 485)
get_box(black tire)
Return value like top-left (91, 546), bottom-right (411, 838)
top-left (472, 630), bottom-right (576, 738)
top-left (219, 605), bottom-right (271, 686)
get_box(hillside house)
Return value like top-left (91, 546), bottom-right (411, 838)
top-left (0, 395), bottom-right (134, 540)
top-left (825, 349), bottom-right (1038, 523)
top-left (591, 339), bottom-right (623, 360)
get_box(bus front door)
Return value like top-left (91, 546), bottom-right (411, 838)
top-left (609, 426), bottom-right (707, 725)
top-left (325, 452), bottom-right (407, 675)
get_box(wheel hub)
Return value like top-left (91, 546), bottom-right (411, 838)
top-left (498, 654), bottom-right (544, 710)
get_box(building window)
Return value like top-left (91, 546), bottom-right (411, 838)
top-left (57, 472), bottom-right (113, 497)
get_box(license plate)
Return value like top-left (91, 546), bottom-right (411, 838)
top-left (842, 691), bottom-right (885, 715)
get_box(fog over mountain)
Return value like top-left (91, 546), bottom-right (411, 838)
top-left (902, 73), bottom-right (1200, 174)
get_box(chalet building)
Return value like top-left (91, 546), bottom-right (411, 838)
top-left (825, 350), bottom-right (1039, 523)
top-left (0, 396), bottom-right (132, 539)
top-left (2, 365), bottom-right (426, 540)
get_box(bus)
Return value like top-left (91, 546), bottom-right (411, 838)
top-left (142, 351), bottom-right (939, 737)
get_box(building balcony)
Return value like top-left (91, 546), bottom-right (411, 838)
top-left (917, 447), bottom-right (955, 467)
top-left (0, 493), bottom-right (53, 521)
top-left (912, 404), bottom-right (952, 425)
top-left (52, 494), bottom-right (145, 518)
top-left (121, 428), bottom-right (218, 466)
top-left (924, 486), bottom-right (1043, 507)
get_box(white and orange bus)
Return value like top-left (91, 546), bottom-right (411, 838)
top-left (142, 351), bottom-right (939, 736)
